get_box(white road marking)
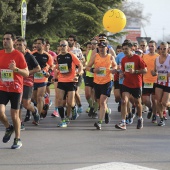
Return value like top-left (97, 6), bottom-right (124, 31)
top-left (73, 162), bottom-right (158, 170)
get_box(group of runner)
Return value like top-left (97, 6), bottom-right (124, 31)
top-left (0, 32), bottom-right (170, 149)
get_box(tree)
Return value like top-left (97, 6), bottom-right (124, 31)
top-left (0, 0), bottom-right (128, 48)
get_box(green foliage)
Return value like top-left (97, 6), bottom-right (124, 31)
top-left (0, 0), bottom-right (123, 49)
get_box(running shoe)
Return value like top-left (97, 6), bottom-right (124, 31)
top-left (147, 108), bottom-right (152, 119)
top-left (77, 106), bottom-right (83, 113)
top-left (126, 116), bottom-right (129, 124)
top-left (2, 125), bottom-right (14, 143)
top-left (51, 110), bottom-right (60, 117)
top-left (92, 112), bottom-right (98, 119)
top-left (163, 111), bottom-right (168, 120)
top-left (41, 104), bottom-right (49, 118)
top-left (86, 106), bottom-right (90, 113)
top-left (32, 107), bottom-right (40, 125)
top-left (57, 121), bottom-right (67, 128)
top-left (137, 118), bottom-right (143, 129)
top-left (20, 122), bottom-right (25, 131)
top-left (65, 117), bottom-right (70, 124)
top-left (105, 113), bottom-right (110, 124)
top-left (152, 114), bottom-right (157, 124)
top-left (158, 119), bottom-right (165, 126)
top-left (11, 138), bottom-right (22, 149)
top-left (115, 122), bottom-right (126, 130)
top-left (49, 100), bottom-right (52, 107)
top-left (128, 113), bottom-right (133, 124)
top-left (71, 107), bottom-right (78, 120)
top-left (24, 110), bottom-right (31, 122)
top-left (88, 107), bottom-right (94, 117)
top-left (94, 122), bottom-right (101, 130)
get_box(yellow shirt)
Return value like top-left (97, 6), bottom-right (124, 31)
top-left (86, 50), bottom-right (94, 77)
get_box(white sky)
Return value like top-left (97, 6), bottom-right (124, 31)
top-left (129, 0), bottom-right (170, 42)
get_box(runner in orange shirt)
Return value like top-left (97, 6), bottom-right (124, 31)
top-left (142, 40), bottom-right (159, 123)
top-left (86, 41), bottom-right (117, 130)
top-left (32, 38), bottom-right (53, 124)
top-left (55, 40), bottom-right (83, 127)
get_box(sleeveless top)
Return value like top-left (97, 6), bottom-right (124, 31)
top-left (156, 54), bottom-right (170, 87)
top-left (86, 50), bottom-right (94, 77)
top-left (94, 53), bottom-right (112, 84)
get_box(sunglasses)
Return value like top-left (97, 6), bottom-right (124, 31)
top-left (140, 45), bottom-right (146, 47)
top-left (135, 51), bottom-right (142, 55)
top-left (98, 46), bottom-right (106, 48)
top-left (60, 44), bottom-right (67, 47)
top-left (160, 48), bottom-right (167, 50)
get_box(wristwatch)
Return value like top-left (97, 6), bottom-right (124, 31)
top-left (14, 68), bottom-right (19, 72)
top-left (135, 70), bottom-right (139, 74)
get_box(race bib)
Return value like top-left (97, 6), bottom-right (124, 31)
top-left (125, 62), bottom-right (134, 72)
top-left (34, 71), bottom-right (44, 80)
top-left (59, 64), bottom-right (69, 73)
top-left (144, 83), bottom-right (153, 88)
top-left (1, 69), bottom-right (14, 82)
top-left (158, 73), bottom-right (167, 82)
top-left (96, 67), bottom-right (106, 77)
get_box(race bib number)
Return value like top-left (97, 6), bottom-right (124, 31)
top-left (144, 83), bottom-right (153, 88)
top-left (59, 64), bottom-right (69, 73)
top-left (34, 71), bottom-right (44, 80)
top-left (1, 69), bottom-right (14, 82)
top-left (125, 62), bottom-right (134, 72)
top-left (96, 67), bottom-right (106, 77)
top-left (158, 73), bottom-right (167, 82)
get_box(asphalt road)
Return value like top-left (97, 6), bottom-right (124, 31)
top-left (0, 89), bottom-right (170, 170)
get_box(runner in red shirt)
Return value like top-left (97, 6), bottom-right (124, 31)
top-left (15, 38), bottom-right (41, 130)
top-left (115, 41), bottom-right (147, 130)
top-left (0, 32), bottom-right (29, 149)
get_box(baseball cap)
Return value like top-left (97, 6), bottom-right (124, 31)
top-left (98, 33), bottom-right (107, 41)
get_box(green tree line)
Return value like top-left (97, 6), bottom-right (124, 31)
top-left (0, 0), bottom-right (123, 49)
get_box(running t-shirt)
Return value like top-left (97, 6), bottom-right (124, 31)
top-left (86, 50), bottom-right (94, 77)
top-left (156, 54), bottom-right (170, 87)
top-left (24, 52), bottom-right (39, 87)
top-left (69, 47), bottom-right (83, 60)
top-left (142, 53), bottom-right (159, 84)
top-left (116, 52), bottom-right (125, 84)
top-left (48, 50), bottom-right (57, 76)
top-left (121, 54), bottom-right (146, 88)
top-left (0, 49), bottom-right (27, 93)
top-left (56, 52), bottom-right (81, 82)
top-left (93, 53), bottom-right (112, 84)
top-left (32, 50), bottom-right (53, 83)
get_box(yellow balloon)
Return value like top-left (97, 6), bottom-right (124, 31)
top-left (103, 9), bottom-right (126, 33)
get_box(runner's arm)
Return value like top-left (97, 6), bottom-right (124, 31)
top-left (29, 65), bottom-right (41, 75)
